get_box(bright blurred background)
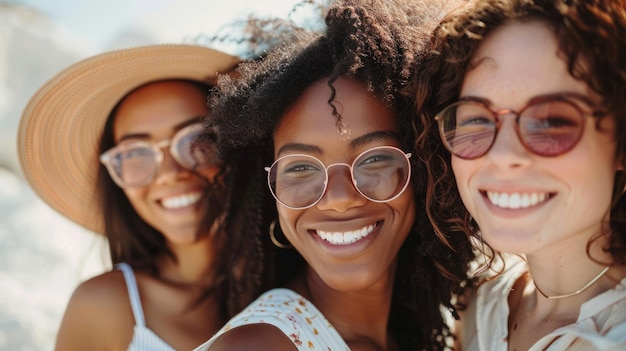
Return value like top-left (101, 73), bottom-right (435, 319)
top-left (0, 1), bottom-right (313, 349)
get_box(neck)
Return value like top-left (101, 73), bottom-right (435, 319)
top-left (533, 266), bottom-right (610, 300)
top-left (524, 229), bottom-right (620, 302)
top-left (158, 235), bottom-right (218, 287)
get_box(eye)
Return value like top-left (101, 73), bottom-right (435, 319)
top-left (356, 150), bottom-right (402, 171)
top-left (286, 163), bottom-right (318, 172)
top-left (459, 116), bottom-right (493, 126)
top-left (359, 153), bottom-right (393, 166)
top-left (457, 109), bottom-right (494, 126)
top-left (523, 100), bottom-right (583, 131)
top-left (534, 115), bottom-right (578, 128)
top-left (122, 147), bottom-right (152, 159)
top-left (451, 102), bottom-right (494, 127)
top-left (280, 160), bottom-right (323, 178)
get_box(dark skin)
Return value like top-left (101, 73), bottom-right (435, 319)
top-left (205, 1), bottom-right (479, 349)
top-left (209, 78), bottom-right (412, 351)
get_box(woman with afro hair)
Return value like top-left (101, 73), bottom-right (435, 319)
top-left (195, 0), bottom-right (475, 350)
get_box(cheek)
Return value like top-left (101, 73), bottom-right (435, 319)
top-left (568, 126), bottom-right (619, 204)
top-left (277, 206), bottom-right (300, 237)
top-left (566, 154), bottom-right (616, 214)
top-left (123, 188), bottom-right (148, 214)
top-left (398, 196), bottom-right (416, 238)
top-left (451, 158), bottom-right (470, 192)
top-left (451, 158), bottom-right (476, 212)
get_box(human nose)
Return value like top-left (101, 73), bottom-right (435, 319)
top-left (486, 113), bottom-right (532, 169)
top-left (154, 142), bottom-right (190, 185)
top-left (315, 164), bottom-right (367, 212)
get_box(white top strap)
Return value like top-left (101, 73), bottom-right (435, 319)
top-left (116, 263), bottom-right (146, 327)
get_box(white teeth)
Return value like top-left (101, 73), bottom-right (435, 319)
top-left (317, 224), bottom-right (376, 245)
top-left (486, 191), bottom-right (548, 209)
top-left (161, 192), bottom-right (202, 209)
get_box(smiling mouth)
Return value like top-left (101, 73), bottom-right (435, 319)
top-left (161, 192), bottom-right (203, 209)
top-left (484, 191), bottom-right (554, 209)
top-left (315, 222), bottom-right (379, 245)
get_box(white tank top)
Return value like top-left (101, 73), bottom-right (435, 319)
top-left (116, 263), bottom-right (175, 351)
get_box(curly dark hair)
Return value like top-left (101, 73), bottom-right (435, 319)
top-left (208, 0), bottom-right (476, 349)
top-left (415, 0), bottom-right (626, 270)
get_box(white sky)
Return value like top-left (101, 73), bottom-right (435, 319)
top-left (5, 0), bottom-right (306, 53)
top-left (0, 1), bottom-right (312, 349)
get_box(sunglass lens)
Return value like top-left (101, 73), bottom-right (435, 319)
top-left (108, 144), bottom-right (159, 187)
top-left (268, 155), bottom-right (326, 209)
top-left (440, 103), bottom-right (496, 159)
top-left (172, 124), bottom-right (220, 171)
top-left (520, 100), bottom-right (584, 156)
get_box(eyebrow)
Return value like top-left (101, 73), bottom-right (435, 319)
top-left (459, 92), bottom-right (599, 110)
top-left (118, 116), bottom-right (203, 142)
top-left (275, 143), bottom-right (321, 156)
top-left (350, 130), bottom-right (400, 148)
top-left (275, 130), bottom-right (400, 157)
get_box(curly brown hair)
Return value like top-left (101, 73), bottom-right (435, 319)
top-left (208, 0), bottom-right (475, 349)
top-left (415, 0), bottom-right (626, 270)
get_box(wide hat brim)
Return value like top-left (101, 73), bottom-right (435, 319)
top-left (17, 44), bottom-right (240, 234)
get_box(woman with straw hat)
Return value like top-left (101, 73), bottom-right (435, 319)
top-left (17, 43), bottom-right (270, 350)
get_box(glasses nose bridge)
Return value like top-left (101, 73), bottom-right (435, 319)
top-left (153, 138), bottom-right (182, 170)
top-left (325, 161), bottom-right (352, 171)
top-left (325, 162), bottom-right (354, 186)
top-left (323, 161), bottom-right (358, 190)
top-left (155, 138), bottom-right (172, 152)
top-left (494, 108), bottom-right (520, 123)
top-left (492, 108), bottom-right (523, 136)
top-left (325, 162), bottom-right (355, 180)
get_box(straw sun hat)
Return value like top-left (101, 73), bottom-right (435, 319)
top-left (17, 44), bottom-right (240, 234)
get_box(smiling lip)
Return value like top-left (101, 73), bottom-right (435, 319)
top-left (315, 222), bottom-right (379, 245)
top-left (160, 192), bottom-right (203, 209)
top-left (483, 190), bottom-right (554, 209)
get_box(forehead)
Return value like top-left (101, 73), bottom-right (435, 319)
top-left (113, 81), bottom-right (208, 139)
top-left (461, 20), bottom-right (591, 105)
top-left (273, 77), bottom-right (399, 151)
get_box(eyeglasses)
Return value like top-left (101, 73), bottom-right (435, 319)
top-left (265, 146), bottom-right (412, 209)
top-left (100, 123), bottom-right (219, 188)
top-left (435, 93), bottom-right (605, 160)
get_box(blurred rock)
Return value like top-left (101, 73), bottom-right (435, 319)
top-left (0, 4), bottom-right (109, 350)
top-left (0, 4), bottom-right (88, 175)
top-left (0, 166), bottom-right (109, 350)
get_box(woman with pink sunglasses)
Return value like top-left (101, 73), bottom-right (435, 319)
top-left (416, 0), bottom-right (626, 349)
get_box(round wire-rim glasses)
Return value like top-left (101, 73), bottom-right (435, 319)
top-left (265, 145), bottom-right (412, 210)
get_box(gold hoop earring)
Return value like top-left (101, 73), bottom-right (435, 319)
top-left (269, 220), bottom-right (293, 249)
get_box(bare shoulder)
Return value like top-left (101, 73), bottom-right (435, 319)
top-left (208, 324), bottom-right (298, 351)
top-left (65, 270), bottom-right (132, 315)
top-left (55, 270), bottom-right (134, 351)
